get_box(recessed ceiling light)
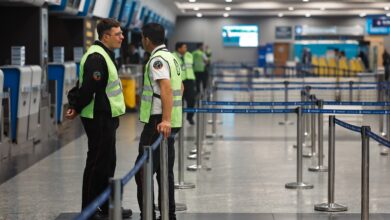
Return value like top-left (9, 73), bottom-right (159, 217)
top-left (288, 7), bottom-right (294, 11)
top-left (385, 6), bottom-right (390, 11)
top-left (305, 13), bottom-right (311, 17)
top-left (359, 13), bottom-right (366, 17)
top-left (320, 7), bottom-right (326, 11)
top-left (225, 0), bottom-right (232, 2)
top-left (225, 7), bottom-right (231, 11)
top-left (194, 7), bottom-right (199, 11)
top-left (303, 0), bottom-right (309, 2)
top-left (189, 0), bottom-right (196, 2)
top-left (223, 13), bottom-right (229, 17)
top-left (278, 13), bottom-right (284, 17)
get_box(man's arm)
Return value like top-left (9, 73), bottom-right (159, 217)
top-left (157, 78), bottom-right (173, 138)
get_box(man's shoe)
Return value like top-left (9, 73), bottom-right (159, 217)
top-left (92, 210), bottom-right (108, 220)
top-left (122, 208), bottom-right (132, 218)
top-left (187, 118), bottom-right (195, 125)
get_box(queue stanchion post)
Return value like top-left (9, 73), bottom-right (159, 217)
top-left (304, 95), bottom-right (317, 158)
top-left (361, 126), bottom-right (370, 220)
top-left (349, 81), bottom-right (354, 102)
top-left (279, 80), bottom-right (293, 125)
top-left (109, 178), bottom-right (122, 220)
top-left (285, 107), bottom-right (314, 189)
top-left (309, 100), bottom-right (328, 172)
top-left (160, 138), bottom-right (169, 220)
top-left (175, 120), bottom-right (195, 189)
top-left (304, 86), bottom-right (311, 138)
top-left (143, 146), bottom-right (153, 220)
top-left (188, 95), bottom-right (203, 159)
top-left (381, 92), bottom-right (389, 155)
top-left (314, 116), bottom-right (347, 212)
top-left (187, 105), bottom-right (203, 171)
top-left (378, 84), bottom-right (385, 136)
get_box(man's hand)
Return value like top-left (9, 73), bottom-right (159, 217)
top-left (65, 108), bottom-right (78, 120)
top-left (157, 120), bottom-right (171, 138)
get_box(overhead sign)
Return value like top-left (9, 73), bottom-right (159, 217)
top-left (275, 26), bottom-right (292, 39)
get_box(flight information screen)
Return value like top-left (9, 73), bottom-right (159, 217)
top-left (222, 25), bottom-right (259, 47)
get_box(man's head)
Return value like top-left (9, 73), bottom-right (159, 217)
top-left (175, 42), bottom-right (187, 55)
top-left (196, 43), bottom-right (204, 51)
top-left (141, 23), bottom-right (165, 53)
top-left (97, 18), bottom-right (124, 50)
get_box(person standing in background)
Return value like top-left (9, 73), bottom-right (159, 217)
top-left (65, 18), bottom-right (132, 220)
top-left (126, 43), bottom-right (141, 64)
top-left (383, 49), bottom-right (390, 81)
top-left (192, 43), bottom-right (208, 94)
top-left (173, 42), bottom-right (197, 125)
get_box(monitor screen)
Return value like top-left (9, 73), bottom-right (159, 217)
top-left (222, 25), bottom-right (259, 47)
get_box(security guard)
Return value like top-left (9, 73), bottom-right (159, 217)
top-left (192, 43), bottom-right (208, 94)
top-left (173, 42), bottom-right (196, 125)
top-left (66, 18), bottom-right (132, 220)
top-left (134, 23), bottom-right (182, 220)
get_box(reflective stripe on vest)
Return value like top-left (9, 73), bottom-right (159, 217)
top-left (140, 48), bottom-right (182, 127)
top-left (79, 44), bottom-right (126, 118)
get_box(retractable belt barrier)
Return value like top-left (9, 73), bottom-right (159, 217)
top-left (75, 134), bottom-right (166, 220)
top-left (184, 108), bottom-right (390, 115)
top-left (201, 100), bottom-right (390, 107)
top-left (215, 81), bottom-right (382, 85)
top-left (215, 86), bottom-right (378, 91)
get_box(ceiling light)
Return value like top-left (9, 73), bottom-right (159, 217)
top-left (288, 7), bottom-right (294, 11)
top-left (194, 7), bottom-right (199, 11)
top-left (359, 13), bottom-right (366, 17)
top-left (320, 7), bottom-right (326, 11)
top-left (387, 13), bottom-right (390, 17)
top-left (223, 13), bottom-right (229, 17)
top-left (278, 13), bottom-right (284, 17)
top-left (225, 0), bottom-right (232, 2)
top-left (303, 0), bottom-right (309, 2)
top-left (305, 13), bottom-right (311, 17)
top-left (189, 0), bottom-right (196, 2)
top-left (196, 13), bottom-right (202, 17)
top-left (225, 7), bottom-right (231, 11)
top-left (385, 7), bottom-right (389, 11)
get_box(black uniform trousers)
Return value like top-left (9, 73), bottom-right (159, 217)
top-left (183, 79), bottom-right (196, 121)
top-left (135, 115), bottom-right (180, 220)
top-left (81, 112), bottom-right (119, 214)
top-left (195, 71), bottom-right (208, 94)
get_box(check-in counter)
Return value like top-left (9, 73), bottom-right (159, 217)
top-left (0, 66), bottom-right (33, 143)
top-left (48, 62), bottom-right (77, 123)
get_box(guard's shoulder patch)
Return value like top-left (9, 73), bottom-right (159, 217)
top-left (92, 71), bottom-right (102, 81)
top-left (153, 60), bottom-right (163, 70)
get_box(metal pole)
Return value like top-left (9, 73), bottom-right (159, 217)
top-left (378, 85), bottom-right (385, 136)
top-left (309, 100), bottom-right (328, 172)
top-left (285, 107), bottom-right (314, 189)
top-left (143, 146), bottom-right (153, 220)
top-left (175, 124), bottom-right (195, 189)
top-left (349, 81), bottom-right (354, 102)
top-left (314, 116), bottom-right (347, 212)
top-left (160, 139), bottom-right (169, 220)
top-left (188, 96), bottom-right (203, 159)
top-left (305, 86), bottom-right (311, 137)
top-left (361, 126), bottom-right (370, 220)
top-left (187, 107), bottom-right (203, 171)
top-left (279, 80), bottom-right (293, 125)
top-left (109, 178), bottom-right (122, 220)
top-left (304, 95), bottom-right (317, 158)
top-left (381, 91), bottom-right (389, 155)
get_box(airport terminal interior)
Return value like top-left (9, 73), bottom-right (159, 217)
top-left (1, 0), bottom-right (390, 220)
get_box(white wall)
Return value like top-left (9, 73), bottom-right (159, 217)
top-left (169, 16), bottom-right (367, 63)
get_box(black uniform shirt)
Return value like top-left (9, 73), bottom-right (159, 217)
top-left (75, 41), bottom-right (118, 115)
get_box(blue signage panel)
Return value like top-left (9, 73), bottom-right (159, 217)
top-left (366, 16), bottom-right (390, 35)
top-left (373, 18), bottom-right (390, 27)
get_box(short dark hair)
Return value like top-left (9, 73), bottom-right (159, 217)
top-left (142, 23), bottom-right (165, 45)
top-left (175, 42), bottom-right (186, 51)
top-left (196, 43), bottom-right (203, 49)
top-left (97, 18), bottom-right (121, 40)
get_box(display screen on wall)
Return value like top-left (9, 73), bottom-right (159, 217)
top-left (222, 25), bottom-right (259, 47)
top-left (275, 26), bottom-right (292, 39)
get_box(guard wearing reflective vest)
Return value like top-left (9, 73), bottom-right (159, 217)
top-left (192, 42), bottom-right (208, 94)
top-left (65, 18), bottom-right (132, 219)
top-left (135, 23), bottom-right (182, 220)
top-left (173, 42), bottom-right (197, 125)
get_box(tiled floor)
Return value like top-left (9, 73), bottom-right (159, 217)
top-left (1, 90), bottom-right (390, 220)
